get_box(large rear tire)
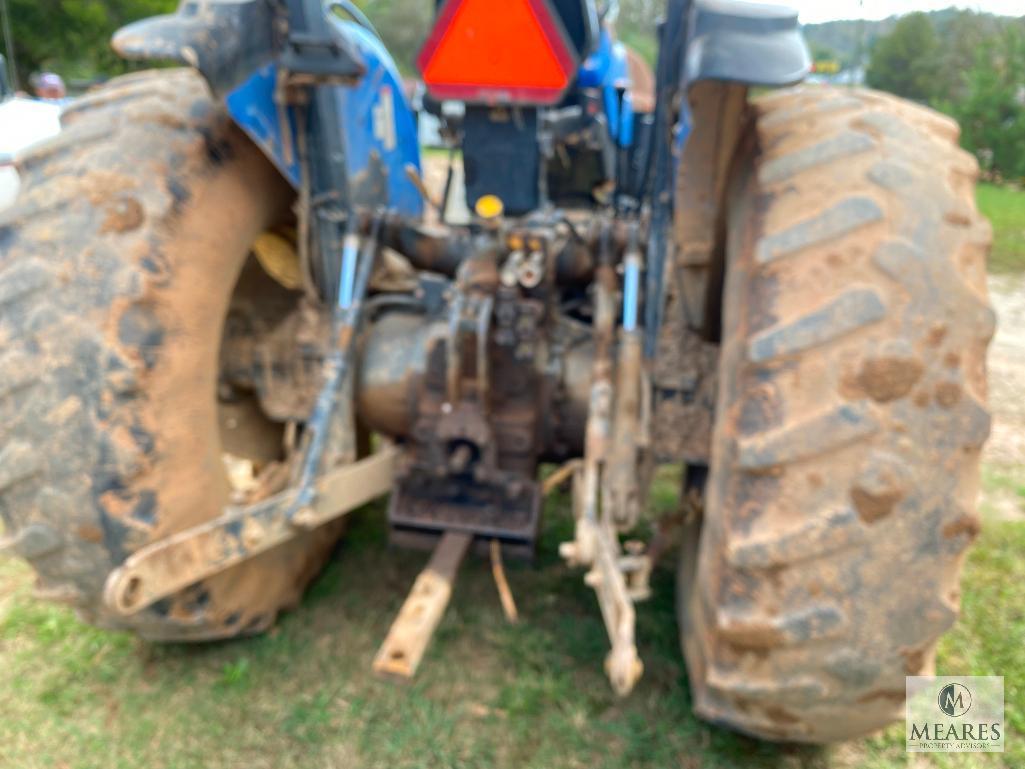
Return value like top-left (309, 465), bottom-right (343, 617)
top-left (679, 86), bottom-right (995, 742)
top-left (0, 70), bottom-right (344, 640)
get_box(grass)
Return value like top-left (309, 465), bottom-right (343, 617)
top-left (0, 471), bottom-right (1022, 769)
top-left (981, 466), bottom-right (1025, 497)
top-left (977, 183), bottom-right (1025, 273)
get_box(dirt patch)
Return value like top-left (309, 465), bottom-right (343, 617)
top-left (982, 274), bottom-right (1025, 520)
top-left (844, 353), bottom-right (924, 403)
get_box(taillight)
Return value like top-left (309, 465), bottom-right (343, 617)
top-left (417, 0), bottom-right (577, 106)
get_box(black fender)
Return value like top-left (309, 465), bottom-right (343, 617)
top-left (112, 0), bottom-right (280, 97)
top-left (642, 0), bottom-right (807, 354)
top-left (111, 0), bottom-right (364, 98)
top-left (684, 0), bottom-right (810, 88)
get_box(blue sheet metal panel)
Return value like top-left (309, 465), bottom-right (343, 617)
top-left (226, 65), bottom-right (303, 186)
top-left (577, 26), bottom-right (611, 88)
top-left (225, 20), bottom-right (423, 217)
top-left (580, 28), bottom-right (635, 147)
top-left (606, 38), bottom-right (631, 88)
top-left (607, 39), bottom-right (634, 147)
top-left (332, 20), bottom-right (424, 217)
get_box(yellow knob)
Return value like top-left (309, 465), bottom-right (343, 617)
top-left (474, 194), bottom-right (504, 220)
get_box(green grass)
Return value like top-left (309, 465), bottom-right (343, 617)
top-left (1, 478), bottom-right (1022, 768)
top-left (982, 466), bottom-right (1025, 498)
top-left (978, 183), bottom-right (1025, 273)
top-left (420, 146), bottom-right (457, 160)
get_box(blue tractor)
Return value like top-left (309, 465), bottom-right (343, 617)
top-left (1, 0), bottom-right (995, 743)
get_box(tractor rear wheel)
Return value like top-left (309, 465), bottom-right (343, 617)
top-left (0, 69), bottom-right (345, 640)
top-left (679, 86), bottom-right (995, 742)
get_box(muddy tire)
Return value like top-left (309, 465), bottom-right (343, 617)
top-left (678, 86), bottom-right (995, 742)
top-left (0, 70), bottom-right (344, 640)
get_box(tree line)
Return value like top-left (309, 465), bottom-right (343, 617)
top-left (2, 2), bottom-right (1021, 179)
top-left (865, 10), bottom-right (1025, 180)
top-left (0, 0), bottom-right (665, 88)
top-left (0, 0), bottom-right (176, 88)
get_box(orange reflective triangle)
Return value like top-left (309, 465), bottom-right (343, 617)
top-left (418, 0), bottom-right (577, 104)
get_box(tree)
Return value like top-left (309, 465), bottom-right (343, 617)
top-left (953, 23), bottom-right (1025, 180)
top-left (0, 0), bottom-right (665, 84)
top-left (617, 0), bottom-right (659, 66)
top-left (810, 42), bottom-right (838, 62)
top-left (865, 12), bottom-right (940, 103)
top-left (4, 0), bottom-right (175, 86)
top-left (355, 0), bottom-right (433, 75)
top-left (933, 10), bottom-right (1003, 105)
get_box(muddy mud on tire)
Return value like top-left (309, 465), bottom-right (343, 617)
top-left (678, 86), bottom-right (995, 743)
top-left (0, 70), bottom-right (345, 640)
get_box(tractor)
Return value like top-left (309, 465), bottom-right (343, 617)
top-left (0, 0), bottom-right (994, 743)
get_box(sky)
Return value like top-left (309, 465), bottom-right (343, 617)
top-left (756, 0), bottom-right (1025, 24)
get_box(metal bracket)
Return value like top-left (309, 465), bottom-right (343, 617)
top-left (102, 204), bottom-right (386, 621)
top-left (373, 530), bottom-right (471, 678)
top-left (558, 230), bottom-right (652, 696)
top-left (103, 446), bottom-right (397, 616)
top-left (562, 461), bottom-right (649, 696)
top-left (587, 523), bottom-right (644, 695)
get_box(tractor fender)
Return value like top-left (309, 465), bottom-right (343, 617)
top-left (683, 0), bottom-right (810, 88)
top-left (112, 0), bottom-right (284, 98)
top-left (113, 1), bottom-right (423, 217)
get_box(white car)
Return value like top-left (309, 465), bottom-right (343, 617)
top-left (0, 97), bottom-right (62, 209)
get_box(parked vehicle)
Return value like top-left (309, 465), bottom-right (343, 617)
top-left (1, 0), bottom-right (993, 744)
top-left (0, 53), bottom-right (11, 207)
top-left (0, 86), bottom-right (61, 209)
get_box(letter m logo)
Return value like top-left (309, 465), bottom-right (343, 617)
top-left (938, 682), bottom-right (971, 716)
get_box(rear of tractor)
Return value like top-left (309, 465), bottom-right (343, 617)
top-left (0, 0), bottom-right (994, 744)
